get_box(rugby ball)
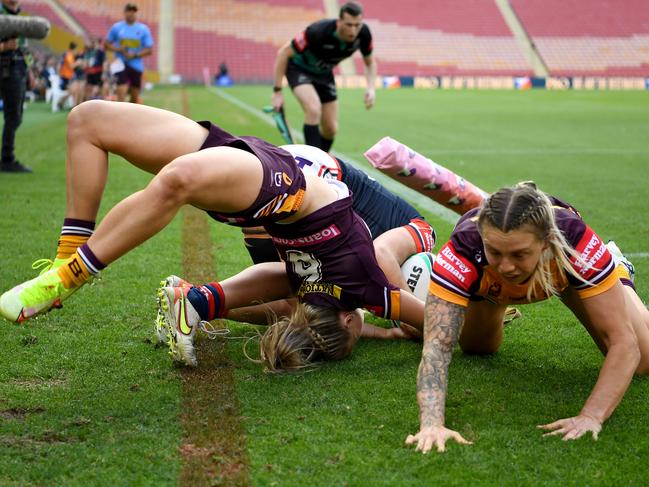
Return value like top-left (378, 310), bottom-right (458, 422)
top-left (400, 252), bottom-right (435, 301)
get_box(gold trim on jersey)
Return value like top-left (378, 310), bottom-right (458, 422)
top-left (429, 281), bottom-right (469, 307)
top-left (432, 260), bottom-right (620, 306)
top-left (253, 188), bottom-right (305, 220)
top-left (389, 289), bottom-right (401, 320)
top-left (577, 266), bottom-right (618, 299)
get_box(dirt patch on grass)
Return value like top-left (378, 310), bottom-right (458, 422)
top-left (9, 378), bottom-right (66, 390)
top-left (0, 407), bottom-right (46, 421)
top-left (0, 430), bottom-right (75, 447)
top-left (179, 205), bottom-right (249, 486)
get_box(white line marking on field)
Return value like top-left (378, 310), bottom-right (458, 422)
top-left (627, 253), bottom-right (649, 259)
top-left (210, 87), bottom-right (458, 224)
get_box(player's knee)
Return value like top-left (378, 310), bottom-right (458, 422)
top-left (303, 103), bottom-right (322, 120)
top-left (153, 159), bottom-right (195, 204)
top-left (67, 99), bottom-right (105, 138)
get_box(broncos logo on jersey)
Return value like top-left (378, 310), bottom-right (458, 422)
top-left (281, 144), bottom-right (342, 181)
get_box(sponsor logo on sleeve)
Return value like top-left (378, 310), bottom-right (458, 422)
top-left (572, 228), bottom-right (609, 278)
top-left (433, 243), bottom-right (478, 291)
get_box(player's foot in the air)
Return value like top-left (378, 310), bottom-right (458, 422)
top-left (0, 268), bottom-right (79, 323)
top-left (31, 258), bottom-right (67, 275)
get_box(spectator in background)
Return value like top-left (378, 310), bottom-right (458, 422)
top-left (100, 59), bottom-right (114, 100)
top-left (271, 1), bottom-right (377, 152)
top-left (0, 0), bottom-right (32, 172)
top-left (105, 3), bottom-right (153, 103)
top-left (56, 41), bottom-right (77, 111)
top-left (28, 58), bottom-right (45, 100)
top-left (214, 60), bottom-right (232, 87)
top-left (39, 55), bottom-right (57, 101)
top-left (70, 47), bottom-right (86, 106)
top-left (84, 38), bottom-right (105, 101)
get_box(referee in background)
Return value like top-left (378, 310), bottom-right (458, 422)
top-left (271, 1), bottom-right (377, 152)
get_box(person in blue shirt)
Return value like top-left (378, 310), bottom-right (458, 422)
top-left (105, 3), bottom-right (153, 103)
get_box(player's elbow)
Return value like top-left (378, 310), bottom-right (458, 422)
top-left (630, 342), bottom-right (649, 375)
top-left (610, 333), bottom-right (643, 374)
top-left (373, 241), bottom-right (395, 269)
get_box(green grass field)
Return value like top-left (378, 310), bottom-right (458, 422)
top-left (1, 86), bottom-right (648, 486)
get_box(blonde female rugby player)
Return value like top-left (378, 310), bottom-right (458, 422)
top-left (405, 182), bottom-right (648, 452)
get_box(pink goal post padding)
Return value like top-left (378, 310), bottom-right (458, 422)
top-left (364, 137), bottom-right (488, 215)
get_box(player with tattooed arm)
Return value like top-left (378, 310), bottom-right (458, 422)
top-left (406, 182), bottom-right (648, 453)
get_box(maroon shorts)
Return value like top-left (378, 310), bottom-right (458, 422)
top-left (115, 65), bottom-right (143, 89)
top-left (196, 122), bottom-right (306, 227)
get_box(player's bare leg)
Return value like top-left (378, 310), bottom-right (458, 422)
top-left (373, 227), bottom-right (418, 291)
top-left (115, 83), bottom-right (128, 102)
top-left (87, 146), bottom-right (263, 265)
top-left (129, 85), bottom-right (141, 104)
top-left (292, 83), bottom-right (322, 148)
top-left (459, 300), bottom-right (507, 354)
top-left (319, 100), bottom-right (338, 151)
top-left (65, 100), bottom-right (208, 222)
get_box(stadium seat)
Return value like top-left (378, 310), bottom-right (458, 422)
top-left (510, 0), bottom-right (649, 76)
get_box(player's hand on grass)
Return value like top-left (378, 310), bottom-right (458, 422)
top-left (364, 88), bottom-right (375, 109)
top-left (385, 326), bottom-right (410, 340)
top-left (538, 414), bottom-right (602, 441)
top-left (405, 425), bottom-right (472, 453)
top-left (397, 322), bottom-right (423, 340)
top-left (272, 92), bottom-right (284, 112)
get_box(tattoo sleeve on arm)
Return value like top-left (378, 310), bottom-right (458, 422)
top-left (416, 294), bottom-right (465, 428)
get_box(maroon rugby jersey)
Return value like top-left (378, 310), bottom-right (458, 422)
top-left (268, 195), bottom-right (401, 319)
top-left (197, 122), bottom-right (306, 226)
top-left (430, 198), bottom-right (617, 306)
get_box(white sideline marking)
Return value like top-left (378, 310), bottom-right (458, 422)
top-left (209, 87), bottom-right (459, 225)
top-left (627, 253), bottom-right (649, 259)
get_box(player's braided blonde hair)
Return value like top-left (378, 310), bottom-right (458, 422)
top-left (477, 181), bottom-right (588, 300)
top-left (259, 303), bottom-right (352, 373)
